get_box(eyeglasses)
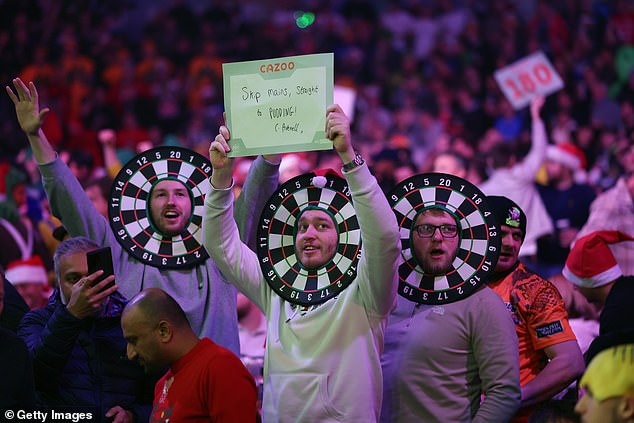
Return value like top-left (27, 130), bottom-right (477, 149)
top-left (413, 224), bottom-right (459, 238)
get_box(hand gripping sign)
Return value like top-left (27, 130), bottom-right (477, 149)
top-left (388, 173), bottom-right (501, 305)
top-left (494, 51), bottom-right (564, 109)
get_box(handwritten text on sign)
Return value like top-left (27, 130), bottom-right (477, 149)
top-left (494, 51), bottom-right (564, 109)
top-left (223, 53), bottom-right (334, 157)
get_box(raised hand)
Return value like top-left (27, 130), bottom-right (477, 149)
top-left (209, 125), bottom-right (235, 189)
top-left (66, 271), bottom-right (118, 319)
top-left (325, 104), bottom-right (355, 164)
top-left (6, 78), bottom-right (49, 136)
top-left (209, 126), bottom-right (233, 171)
top-left (530, 95), bottom-right (545, 121)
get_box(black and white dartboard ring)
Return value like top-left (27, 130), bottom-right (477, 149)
top-left (257, 171), bottom-right (361, 306)
top-left (109, 146), bottom-right (212, 269)
top-left (388, 173), bottom-right (500, 305)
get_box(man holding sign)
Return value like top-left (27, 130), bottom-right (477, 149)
top-left (205, 104), bottom-right (401, 422)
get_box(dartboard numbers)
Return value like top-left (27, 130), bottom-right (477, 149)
top-left (388, 173), bottom-right (500, 304)
top-left (109, 147), bottom-right (212, 269)
top-left (257, 172), bottom-right (361, 306)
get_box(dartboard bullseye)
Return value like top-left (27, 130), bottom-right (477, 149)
top-left (109, 146), bottom-right (212, 269)
top-left (388, 173), bottom-right (500, 304)
top-left (257, 171), bottom-right (361, 306)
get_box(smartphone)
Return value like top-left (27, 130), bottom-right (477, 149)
top-left (86, 247), bottom-right (115, 291)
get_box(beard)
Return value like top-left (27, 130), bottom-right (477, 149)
top-left (415, 252), bottom-right (455, 275)
top-left (422, 260), bottom-right (453, 275)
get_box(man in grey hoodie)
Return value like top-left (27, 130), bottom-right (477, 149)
top-left (7, 77), bottom-right (279, 355)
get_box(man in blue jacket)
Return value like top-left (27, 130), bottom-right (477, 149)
top-left (18, 237), bottom-right (154, 422)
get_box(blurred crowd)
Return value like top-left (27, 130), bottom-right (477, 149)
top-left (0, 0), bottom-right (633, 312)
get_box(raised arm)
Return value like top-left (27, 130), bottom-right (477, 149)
top-left (326, 104), bottom-right (400, 317)
top-left (513, 96), bottom-right (548, 179)
top-left (205, 126), bottom-right (271, 312)
top-left (97, 129), bottom-right (123, 179)
top-left (6, 78), bottom-right (56, 164)
top-left (7, 78), bottom-right (118, 248)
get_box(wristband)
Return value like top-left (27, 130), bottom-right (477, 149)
top-left (342, 152), bottom-right (364, 172)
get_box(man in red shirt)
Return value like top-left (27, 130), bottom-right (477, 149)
top-left (121, 288), bottom-right (257, 422)
top-left (486, 195), bottom-right (584, 422)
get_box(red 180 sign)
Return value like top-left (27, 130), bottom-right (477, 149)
top-left (494, 51), bottom-right (564, 109)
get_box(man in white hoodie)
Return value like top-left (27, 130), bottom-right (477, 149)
top-left (204, 104), bottom-right (401, 422)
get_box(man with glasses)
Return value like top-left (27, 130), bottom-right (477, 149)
top-left (381, 205), bottom-right (520, 422)
top-left (410, 209), bottom-right (461, 275)
top-left (486, 195), bottom-right (583, 422)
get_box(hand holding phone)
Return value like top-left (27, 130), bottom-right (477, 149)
top-left (86, 247), bottom-right (115, 291)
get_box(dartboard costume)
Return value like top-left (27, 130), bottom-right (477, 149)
top-left (380, 173), bottom-right (521, 423)
top-left (40, 155), bottom-right (279, 356)
top-left (204, 163), bottom-right (400, 422)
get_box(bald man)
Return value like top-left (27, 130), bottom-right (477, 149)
top-left (121, 288), bottom-right (257, 422)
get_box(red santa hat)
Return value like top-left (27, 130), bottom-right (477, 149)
top-left (546, 143), bottom-right (587, 170)
top-left (5, 256), bottom-right (48, 286)
top-left (563, 231), bottom-right (634, 288)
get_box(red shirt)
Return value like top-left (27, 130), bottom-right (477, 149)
top-left (150, 338), bottom-right (257, 422)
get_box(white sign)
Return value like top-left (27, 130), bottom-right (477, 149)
top-left (494, 51), bottom-right (564, 109)
top-left (333, 85), bottom-right (357, 122)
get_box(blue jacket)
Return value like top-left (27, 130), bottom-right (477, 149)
top-left (18, 290), bottom-right (154, 422)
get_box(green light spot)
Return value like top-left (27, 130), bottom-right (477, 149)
top-left (295, 11), bottom-right (315, 28)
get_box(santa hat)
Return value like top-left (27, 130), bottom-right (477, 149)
top-left (5, 256), bottom-right (48, 286)
top-left (563, 231), bottom-right (634, 288)
top-left (546, 143), bottom-right (587, 170)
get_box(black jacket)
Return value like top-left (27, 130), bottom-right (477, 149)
top-left (18, 290), bottom-right (154, 422)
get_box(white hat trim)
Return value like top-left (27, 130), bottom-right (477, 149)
top-left (546, 146), bottom-right (581, 170)
top-left (562, 263), bottom-right (621, 288)
top-left (5, 265), bottom-right (48, 286)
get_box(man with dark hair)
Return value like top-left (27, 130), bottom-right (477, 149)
top-left (486, 195), bottom-right (584, 422)
top-left (121, 288), bottom-right (257, 422)
top-left (18, 236), bottom-right (153, 422)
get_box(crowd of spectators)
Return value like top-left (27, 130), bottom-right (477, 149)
top-left (0, 0), bottom-right (633, 287)
top-left (1, 1), bottom-right (634, 419)
top-left (0, 0), bottom-right (631, 174)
